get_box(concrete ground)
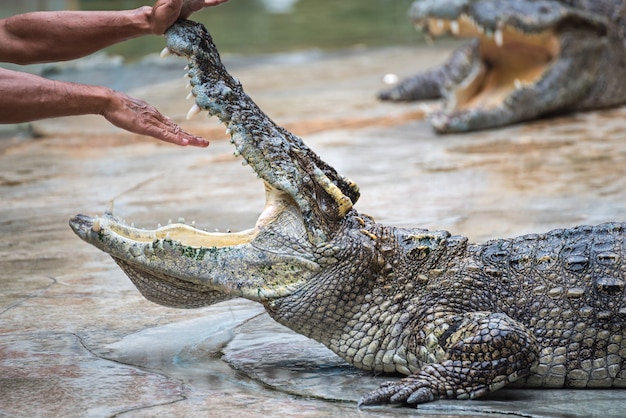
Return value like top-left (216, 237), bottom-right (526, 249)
top-left (1, 44), bottom-right (625, 417)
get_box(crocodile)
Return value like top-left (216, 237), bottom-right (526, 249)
top-left (379, 0), bottom-right (626, 133)
top-left (69, 20), bottom-right (626, 408)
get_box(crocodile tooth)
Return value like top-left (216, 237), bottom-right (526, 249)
top-left (185, 81), bottom-right (192, 89)
top-left (466, 14), bottom-right (477, 29)
top-left (186, 104), bottom-right (202, 120)
top-left (177, 217), bottom-right (185, 224)
top-left (184, 65), bottom-right (189, 70)
top-left (105, 200), bottom-right (114, 216)
top-left (157, 223), bottom-right (162, 228)
top-left (186, 92), bottom-right (194, 100)
top-left (191, 221), bottom-right (196, 227)
top-left (494, 29), bottom-right (503, 47)
top-left (450, 20), bottom-right (460, 35)
top-left (92, 219), bottom-right (101, 232)
top-left (165, 232), bottom-right (171, 240)
top-left (168, 219), bottom-right (172, 224)
top-left (514, 78), bottom-right (523, 89)
top-left (225, 128), bottom-right (231, 135)
top-left (160, 47), bottom-right (172, 58)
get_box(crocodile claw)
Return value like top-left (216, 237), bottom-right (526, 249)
top-left (358, 378), bottom-right (435, 407)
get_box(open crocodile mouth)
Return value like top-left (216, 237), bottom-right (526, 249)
top-left (69, 180), bottom-right (316, 304)
top-left (421, 15), bottom-right (559, 112)
top-left (81, 183), bottom-right (293, 249)
top-left (70, 19), bottom-right (359, 307)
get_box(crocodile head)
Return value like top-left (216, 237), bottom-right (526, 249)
top-left (381, 0), bottom-right (626, 132)
top-left (69, 20), bottom-right (360, 309)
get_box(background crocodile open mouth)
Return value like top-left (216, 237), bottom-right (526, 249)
top-left (420, 15), bottom-right (559, 112)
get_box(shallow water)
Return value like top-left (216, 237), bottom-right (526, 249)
top-left (1, 40), bottom-right (625, 416)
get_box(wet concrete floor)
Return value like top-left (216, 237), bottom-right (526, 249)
top-left (1, 44), bottom-right (626, 417)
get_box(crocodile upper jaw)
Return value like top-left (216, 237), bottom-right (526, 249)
top-left (422, 15), bottom-right (559, 112)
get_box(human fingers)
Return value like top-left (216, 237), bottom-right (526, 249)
top-left (146, 115), bottom-right (210, 147)
top-left (103, 93), bottom-right (209, 147)
top-left (150, 0), bottom-right (184, 35)
top-left (161, 125), bottom-right (210, 147)
top-left (136, 109), bottom-right (210, 147)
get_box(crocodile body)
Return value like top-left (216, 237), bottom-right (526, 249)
top-left (380, 0), bottom-right (626, 133)
top-left (69, 20), bottom-right (626, 408)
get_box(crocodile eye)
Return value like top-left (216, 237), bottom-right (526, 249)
top-left (408, 245), bottom-right (431, 261)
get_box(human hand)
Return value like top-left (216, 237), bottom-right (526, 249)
top-left (103, 90), bottom-right (209, 147)
top-left (150, 0), bottom-right (230, 35)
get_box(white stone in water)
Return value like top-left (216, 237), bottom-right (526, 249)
top-left (383, 73), bottom-right (399, 85)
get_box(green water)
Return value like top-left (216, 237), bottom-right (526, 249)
top-left (2, 0), bottom-right (421, 59)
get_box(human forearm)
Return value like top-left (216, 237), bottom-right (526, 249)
top-left (0, 0), bottom-right (232, 65)
top-left (0, 68), bottom-right (112, 122)
top-left (0, 68), bottom-right (208, 147)
top-left (0, 8), bottom-right (152, 64)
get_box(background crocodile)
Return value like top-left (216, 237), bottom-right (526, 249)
top-left (69, 20), bottom-right (626, 408)
top-left (380, 0), bottom-right (626, 133)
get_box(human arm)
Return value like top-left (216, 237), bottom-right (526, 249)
top-left (0, 0), bottom-right (230, 65)
top-left (0, 68), bottom-right (208, 147)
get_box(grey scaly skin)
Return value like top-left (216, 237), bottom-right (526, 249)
top-left (380, 0), bottom-right (626, 133)
top-left (69, 20), bottom-right (626, 408)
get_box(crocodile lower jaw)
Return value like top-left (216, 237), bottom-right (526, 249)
top-left (73, 181), bottom-right (294, 250)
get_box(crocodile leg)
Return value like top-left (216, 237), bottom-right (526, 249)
top-left (359, 311), bottom-right (539, 407)
top-left (378, 40), bottom-right (480, 102)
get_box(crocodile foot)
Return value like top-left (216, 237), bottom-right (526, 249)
top-left (358, 363), bottom-right (488, 407)
top-left (359, 311), bottom-right (538, 407)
